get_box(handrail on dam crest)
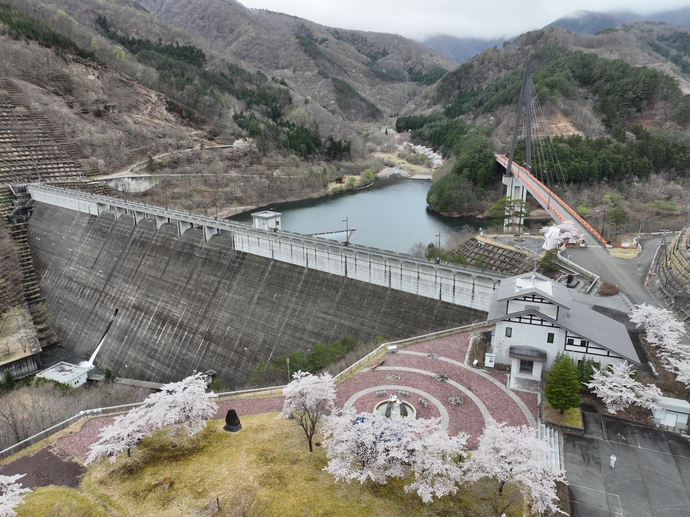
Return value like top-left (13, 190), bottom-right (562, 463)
top-left (26, 184), bottom-right (504, 312)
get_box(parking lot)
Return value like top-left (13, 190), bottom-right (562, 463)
top-left (564, 412), bottom-right (690, 517)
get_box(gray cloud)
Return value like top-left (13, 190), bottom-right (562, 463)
top-left (240, 0), bottom-right (690, 40)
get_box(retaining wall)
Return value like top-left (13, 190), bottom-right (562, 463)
top-left (657, 229), bottom-right (690, 323)
top-left (28, 203), bottom-right (488, 387)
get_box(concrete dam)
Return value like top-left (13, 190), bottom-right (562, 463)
top-left (27, 185), bottom-right (501, 387)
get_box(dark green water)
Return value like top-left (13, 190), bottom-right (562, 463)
top-left (230, 178), bottom-right (486, 254)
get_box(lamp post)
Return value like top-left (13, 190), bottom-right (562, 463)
top-left (343, 217), bottom-right (349, 246)
top-left (272, 207), bottom-right (277, 232)
top-left (286, 357), bottom-right (290, 383)
top-left (435, 232), bottom-right (441, 264)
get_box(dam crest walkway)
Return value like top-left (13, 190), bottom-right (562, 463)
top-left (26, 183), bottom-right (504, 312)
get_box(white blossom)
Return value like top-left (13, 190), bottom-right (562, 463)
top-left (86, 372), bottom-right (218, 464)
top-left (629, 304), bottom-right (690, 387)
top-left (280, 371), bottom-right (336, 452)
top-left (540, 221), bottom-right (582, 246)
top-left (586, 361), bottom-right (662, 414)
top-left (322, 410), bottom-right (468, 503)
top-left (466, 423), bottom-right (567, 516)
top-left (397, 143), bottom-right (444, 168)
top-left (0, 474), bottom-right (31, 517)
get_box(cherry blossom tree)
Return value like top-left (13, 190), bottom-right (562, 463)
top-left (629, 304), bottom-right (687, 356)
top-left (466, 423), bottom-right (566, 516)
top-left (629, 304), bottom-right (690, 388)
top-left (404, 417), bottom-right (469, 503)
top-left (280, 371), bottom-right (335, 452)
top-left (586, 361), bottom-right (662, 414)
top-left (323, 410), bottom-right (411, 484)
top-left (86, 404), bottom-right (154, 463)
top-left (322, 410), bottom-right (469, 503)
top-left (0, 474), bottom-right (31, 517)
top-left (141, 372), bottom-right (218, 437)
top-left (87, 372), bottom-right (218, 464)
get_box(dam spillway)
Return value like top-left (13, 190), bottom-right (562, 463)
top-left (27, 192), bottom-right (495, 387)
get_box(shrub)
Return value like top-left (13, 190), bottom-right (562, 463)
top-left (598, 282), bottom-right (619, 296)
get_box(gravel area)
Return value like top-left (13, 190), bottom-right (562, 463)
top-left (334, 332), bottom-right (539, 447)
top-left (0, 448), bottom-right (85, 489)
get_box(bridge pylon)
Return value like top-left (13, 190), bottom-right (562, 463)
top-left (502, 60), bottom-right (533, 233)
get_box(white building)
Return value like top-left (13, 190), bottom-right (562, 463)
top-left (488, 272), bottom-right (639, 390)
top-left (37, 362), bottom-right (91, 388)
top-left (251, 210), bottom-right (281, 231)
top-left (652, 396), bottom-right (690, 432)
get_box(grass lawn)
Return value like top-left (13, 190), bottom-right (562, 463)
top-left (16, 413), bottom-right (530, 517)
top-left (542, 402), bottom-right (584, 429)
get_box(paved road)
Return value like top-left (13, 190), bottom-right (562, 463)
top-left (565, 237), bottom-right (668, 306)
top-left (564, 415), bottom-right (690, 517)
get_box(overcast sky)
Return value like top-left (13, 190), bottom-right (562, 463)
top-left (239, 0), bottom-right (689, 41)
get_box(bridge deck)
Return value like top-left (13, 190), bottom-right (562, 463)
top-left (496, 155), bottom-right (606, 246)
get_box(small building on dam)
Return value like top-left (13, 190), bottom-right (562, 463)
top-left (26, 185), bottom-right (502, 388)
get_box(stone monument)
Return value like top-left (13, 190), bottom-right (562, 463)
top-left (223, 409), bottom-right (242, 432)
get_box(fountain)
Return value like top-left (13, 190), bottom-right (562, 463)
top-left (374, 394), bottom-right (416, 420)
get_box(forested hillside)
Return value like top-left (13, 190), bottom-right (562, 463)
top-left (2, 0), bottom-right (690, 236)
top-left (396, 24), bottom-right (690, 235)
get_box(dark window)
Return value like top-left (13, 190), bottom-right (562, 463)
top-left (519, 360), bottom-right (534, 373)
top-left (581, 340), bottom-right (588, 347)
top-left (505, 327), bottom-right (512, 338)
top-left (566, 338), bottom-right (575, 346)
top-left (547, 333), bottom-right (555, 343)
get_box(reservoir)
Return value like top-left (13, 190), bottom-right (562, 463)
top-left (230, 178), bottom-right (484, 254)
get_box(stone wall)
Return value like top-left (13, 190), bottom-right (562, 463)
top-left (28, 203), bottom-right (487, 387)
top-left (657, 229), bottom-right (690, 323)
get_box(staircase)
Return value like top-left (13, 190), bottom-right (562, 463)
top-left (539, 422), bottom-right (563, 472)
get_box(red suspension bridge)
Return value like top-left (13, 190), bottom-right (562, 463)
top-left (497, 60), bottom-right (607, 247)
top-left (495, 154), bottom-right (606, 247)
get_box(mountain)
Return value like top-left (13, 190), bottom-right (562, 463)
top-left (117, 0), bottom-right (457, 121)
top-left (547, 8), bottom-right (690, 34)
top-left (644, 7), bottom-right (690, 28)
top-left (546, 11), bottom-right (622, 35)
top-left (422, 35), bottom-right (504, 63)
top-left (421, 7), bottom-right (690, 64)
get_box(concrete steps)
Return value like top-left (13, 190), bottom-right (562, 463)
top-left (539, 422), bottom-right (563, 472)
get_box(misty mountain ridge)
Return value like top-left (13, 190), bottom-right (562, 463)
top-left (3, 0), bottom-right (690, 169)
top-left (424, 6), bottom-right (690, 63)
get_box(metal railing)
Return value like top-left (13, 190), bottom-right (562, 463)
top-left (26, 184), bottom-right (506, 283)
top-left (496, 155), bottom-right (607, 246)
top-left (0, 324), bottom-right (492, 460)
top-left (332, 321), bottom-right (493, 383)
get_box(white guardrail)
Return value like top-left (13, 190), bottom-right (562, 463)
top-left (0, 323), bottom-right (492, 460)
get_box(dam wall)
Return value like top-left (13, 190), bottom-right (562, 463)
top-left (28, 202), bottom-right (489, 387)
top-left (27, 185), bottom-right (503, 311)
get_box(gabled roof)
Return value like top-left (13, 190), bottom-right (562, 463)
top-left (493, 272), bottom-right (571, 309)
top-left (488, 273), bottom-right (640, 364)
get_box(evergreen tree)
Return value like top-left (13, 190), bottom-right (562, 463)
top-left (576, 358), bottom-right (597, 391)
top-left (544, 352), bottom-right (581, 414)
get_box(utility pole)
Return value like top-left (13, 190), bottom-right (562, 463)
top-left (343, 217), bottom-right (349, 246)
top-left (435, 232), bottom-right (441, 264)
